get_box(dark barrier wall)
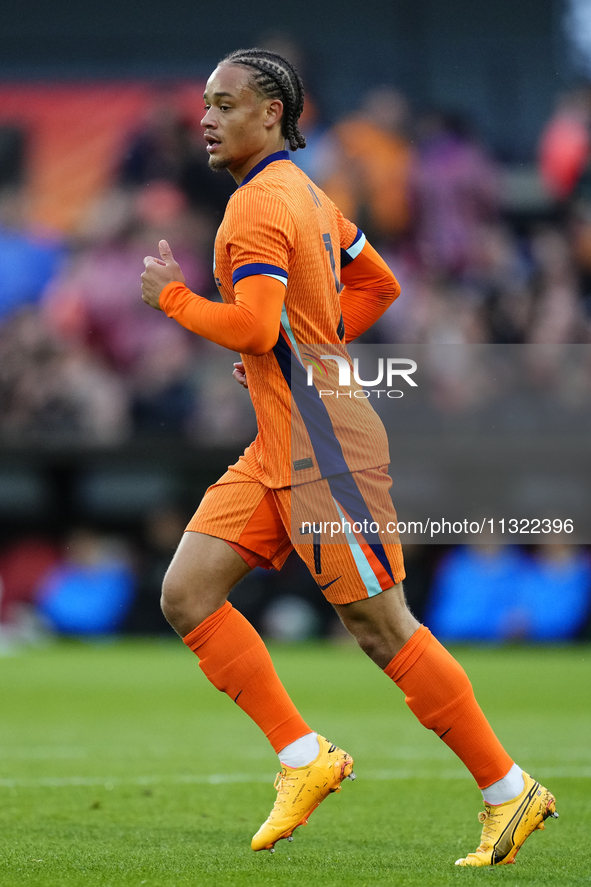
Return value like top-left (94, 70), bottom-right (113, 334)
top-left (0, 0), bottom-right (567, 160)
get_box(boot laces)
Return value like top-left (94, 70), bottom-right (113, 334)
top-left (272, 770), bottom-right (297, 806)
top-left (476, 806), bottom-right (501, 849)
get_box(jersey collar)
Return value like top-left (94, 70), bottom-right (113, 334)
top-left (239, 150), bottom-right (290, 187)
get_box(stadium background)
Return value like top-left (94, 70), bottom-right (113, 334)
top-left (1, 0), bottom-right (591, 646)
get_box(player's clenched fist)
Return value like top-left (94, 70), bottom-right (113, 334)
top-left (232, 361), bottom-right (249, 389)
top-left (141, 239), bottom-right (185, 310)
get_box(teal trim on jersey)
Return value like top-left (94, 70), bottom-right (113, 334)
top-left (280, 304), bottom-right (303, 365)
top-left (332, 499), bottom-right (383, 597)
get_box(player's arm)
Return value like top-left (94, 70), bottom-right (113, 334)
top-left (159, 276), bottom-right (284, 355)
top-left (336, 212), bottom-right (400, 342)
top-left (339, 238), bottom-right (401, 343)
top-left (141, 240), bottom-right (284, 355)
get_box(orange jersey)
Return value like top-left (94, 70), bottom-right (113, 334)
top-left (162, 151), bottom-right (401, 487)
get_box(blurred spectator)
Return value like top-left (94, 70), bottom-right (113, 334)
top-left (0, 308), bottom-right (129, 444)
top-left (410, 111), bottom-right (500, 279)
top-left (125, 506), bottom-right (185, 635)
top-left (119, 92), bottom-right (235, 222)
top-left (43, 183), bottom-right (210, 371)
top-left (189, 342), bottom-right (258, 446)
top-left (527, 226), bottom-right (587, 343)
top-left (130, 332), bottom-right (197, 438)
top-left (257, 32), bottom-right (327, 182)
top-left (426, 545), bottom-right (531, 641)
top-left (36, 528), bottom-right (135, 636)
top-left (314, 86), bottom-right (414, 244)
top-left (0, 536), bottom-right (59, 627)
top-left (426, 544), bottom-right (591, 642)
top-left (39, 183), bottom-right (215, 439)
top-left (538, 86), bottom-right (591, 201)
top-left (0, 125), bottom-right (25, 190)
top-left (0, 187), bottom-right (65, 323)
top-left (479, 223), bottom-right (533, 344)
top-left (512, 545), bottom-right (591, 641)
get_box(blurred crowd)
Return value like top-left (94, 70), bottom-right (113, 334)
top-left (0, 519), bottom-right (590, 649)
top-left (2, 78), bottom-right (591, 445)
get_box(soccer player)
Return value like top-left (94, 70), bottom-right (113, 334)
top-left (141, 48), bottom-right (558, 866)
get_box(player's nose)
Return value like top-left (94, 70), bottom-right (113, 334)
top-left (201, 107), bottom-right (217, 128)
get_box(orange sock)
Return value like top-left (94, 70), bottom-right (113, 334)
top-left (384, 625), bottom-right (513, 789)
top-left (183, 602), bottom-right (311, 753)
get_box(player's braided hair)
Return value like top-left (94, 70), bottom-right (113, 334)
top-left (221, 48), bottom-right (306, 151)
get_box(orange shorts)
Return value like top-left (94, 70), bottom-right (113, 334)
top-left (186, 452), bottom-right (405, 606)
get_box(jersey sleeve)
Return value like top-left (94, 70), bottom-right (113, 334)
top-left (224, 186), bottom-right (296, 287)
top-left (330, 203), bottom-right (399, 342)
top-left (339, 241), bottom-right (401, 343)
top-left (159, 275), bottom-right (285, 355)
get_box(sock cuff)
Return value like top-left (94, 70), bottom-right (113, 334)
top-left (480, 760), bottom-right (518, 792)
top-left (183, 601), bottom-right (233, 652)
top-left (383, 624), bottom-right (432, 682)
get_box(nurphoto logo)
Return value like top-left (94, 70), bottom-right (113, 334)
top-left (304, 355), bottom-right (418, 398)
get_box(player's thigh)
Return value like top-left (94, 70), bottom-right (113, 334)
top-left (161, 530), bottom-right (252, 635)
top-left (162, 471), bottom-right (269, 618)
top-left (163, 531), bottom-right (252, 607)
top-left (165, 465), bottom-right (291, 611)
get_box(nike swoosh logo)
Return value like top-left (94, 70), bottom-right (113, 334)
top-left (317, 576), bottom-right (342, 590)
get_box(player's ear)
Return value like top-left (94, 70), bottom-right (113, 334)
top-left (264, 99), bottom-right (284, 129)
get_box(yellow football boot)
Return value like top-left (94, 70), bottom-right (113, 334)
top-left (455, 772), bottom-right (558, 866)
top-left (251, 736), bottom-right (355, 852)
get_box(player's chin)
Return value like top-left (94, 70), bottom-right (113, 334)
top-left (208, 153), bottom-right (233, 172)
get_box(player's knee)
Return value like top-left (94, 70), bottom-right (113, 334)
top-left (335, 584), bottom-right (419, 666)
top-left (352, 629), bottom-right (385, 662)
top-left (160, 570), bottom-right (186, 626)
top-left (160, 565), bottom-right (204, 625)
top-left (338, 609), bottom-right (388, 656)
top-left (160, 561), bottom-right (232, 632)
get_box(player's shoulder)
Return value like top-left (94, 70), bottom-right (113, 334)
top-left (222, 161), bottom-right (304, 229)
top-left (225, 167), bottom-right (290, 215)
top-left (265, 160), bottom-right (328, 202)
top-left (250, 160), bottom-right (344, 222)
top-left (223, 159), bottom-right (348, 242)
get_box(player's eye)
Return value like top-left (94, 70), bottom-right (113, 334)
top-left (220, 105), bottom-right (230, 111)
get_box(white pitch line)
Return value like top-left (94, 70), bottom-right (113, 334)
top-left (1, 767), bottom-right (590, 789)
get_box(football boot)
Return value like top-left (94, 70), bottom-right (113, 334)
top-left (251, 735), bottom-right (355, 852)
top-left (455, 772), bottom-right (558, 866)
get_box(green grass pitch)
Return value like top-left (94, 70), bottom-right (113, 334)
top-left (1, 639), bottom-right (590, 886)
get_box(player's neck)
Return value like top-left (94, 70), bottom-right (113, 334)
top-left (229, 141), bottom-right (287, 186)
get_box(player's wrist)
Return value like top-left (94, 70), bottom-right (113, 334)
top-left (159, 280), bottom-right (195, 316)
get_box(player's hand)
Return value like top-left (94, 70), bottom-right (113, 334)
top-left (232, 361), bottom-right (248, 389)
top-left (141, 240), bottom-right (185, 310)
